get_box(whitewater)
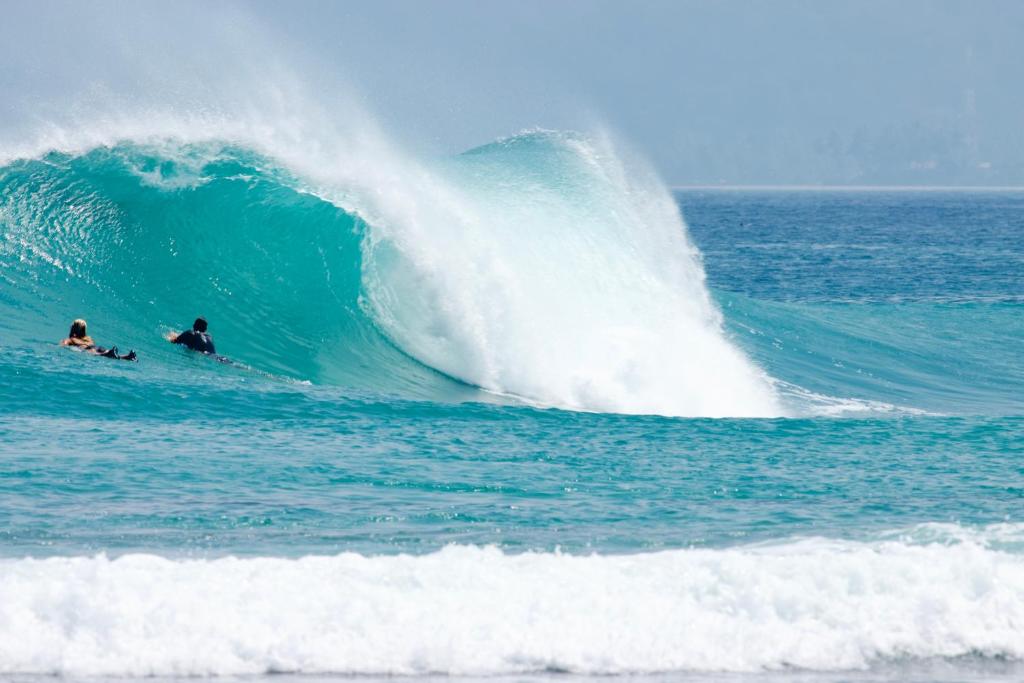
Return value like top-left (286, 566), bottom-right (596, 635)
top-left (1, 116), bottom-right (1023, 682)
top-left (4, 532), bottom-right (1024, 677)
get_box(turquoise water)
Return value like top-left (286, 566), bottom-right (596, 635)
top-left (1, 133), bottom-right (1023, 679)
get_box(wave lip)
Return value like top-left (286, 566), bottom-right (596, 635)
top-left (3, 531), bottom-right (1023, 677)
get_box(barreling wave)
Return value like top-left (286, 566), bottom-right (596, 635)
top-left (0, 132), bottom-right (782, 417)
top-left (2, 525), bottom-right (1023, 677)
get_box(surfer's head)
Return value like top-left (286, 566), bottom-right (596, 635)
top-left (69, 319), bottom-right (88, 339)
top-left (192, 317), bottom-right (208, 333)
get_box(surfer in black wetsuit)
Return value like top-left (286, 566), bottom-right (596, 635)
top-left (167, 317), bottom-right (216, 354)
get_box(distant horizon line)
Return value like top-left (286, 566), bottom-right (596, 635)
top-left (672, 184), bottom-right (1024, 192)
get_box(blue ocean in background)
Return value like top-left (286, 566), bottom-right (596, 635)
top-left (0, 131), bottom-right (1022, 680)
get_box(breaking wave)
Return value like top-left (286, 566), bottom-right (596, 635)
top-left (3, 526), bottom-right (1023, 676)
top-left (0, 131), bottom-right (781, 417)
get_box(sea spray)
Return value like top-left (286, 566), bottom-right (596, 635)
top-left (357, 131), bottom-right (782, 416)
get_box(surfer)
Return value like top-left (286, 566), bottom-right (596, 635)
top-left (167, 317), bottom-right (216, 354)
top-left (60, 319), bottom-right (137, 361)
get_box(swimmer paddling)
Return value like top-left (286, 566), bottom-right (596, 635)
top-left (166, 316), bottom-right (230, 363)
top-left (166, 317), bottom-right (216, 354)
top-left (60, 319), bottom-right (137, 361)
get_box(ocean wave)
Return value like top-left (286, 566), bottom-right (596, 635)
top-left (0, 132), bottom-right (782, 417)
top-left (2, 530), bottom-right (1023, 676)
top-left (4, 129), bottom-right (1019, 418)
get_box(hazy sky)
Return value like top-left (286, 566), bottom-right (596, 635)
top-left (2, 1), bottom-right (1022, 185)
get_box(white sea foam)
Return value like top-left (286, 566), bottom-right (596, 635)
top-left (2, 531), bottom-right (1023, 677)
top-left (771, 380), bottom-right (934, 417)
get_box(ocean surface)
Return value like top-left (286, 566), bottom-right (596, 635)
top-left (1, 132), bottom-right (1022, 682)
